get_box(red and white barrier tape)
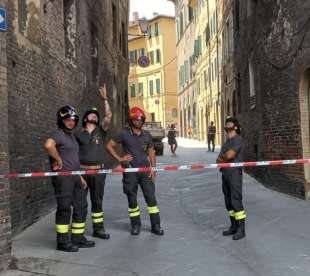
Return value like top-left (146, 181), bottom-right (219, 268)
top-left (0, 158), bottom-right (309, 180)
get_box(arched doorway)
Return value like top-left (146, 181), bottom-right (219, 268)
top-left (299, 68), bottom-right (310, 199)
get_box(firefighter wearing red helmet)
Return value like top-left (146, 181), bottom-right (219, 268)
top-left (106, 107), bottom-right (164, 236)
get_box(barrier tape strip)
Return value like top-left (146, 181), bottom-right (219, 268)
top-left (0, 158), bottom-right (309, 180)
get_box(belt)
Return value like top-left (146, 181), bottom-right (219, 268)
top-left (80, 164), bottom-right (104, 170)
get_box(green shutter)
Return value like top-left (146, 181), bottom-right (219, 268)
top-left (156, 49), bottom-right (161, 63)
top-left (194, 40), bottom-right (198, 59)
top-left (155, 23), bottom-right (159, 36)
top-left (149, 80), bottom-right (154, 96)
top-left (138, 83), bottom-right (143, 96)
top-left (205, 25), bottom-right (210, 45)
top-left (198, 36), bottom-right (202, 55)
top-left (156, 79), bottom-right (160, 93)
top-left (130, 84), bottom-right (136, 97)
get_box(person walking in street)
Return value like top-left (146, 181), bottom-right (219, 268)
top-left (168, 124), bottom-right (178, 157)
top-left (207, 121), bottom-right (216, 152)
top-left (216, 117), bottom-right (246, 240)
top-left (106, 107), bottom-right (164, 236)
top-left (187, 126), bottom-right (193, 139)
top-left (44, 106), bottom-right (95, 252)
top-left (74, 84), bottom-right (112, 240)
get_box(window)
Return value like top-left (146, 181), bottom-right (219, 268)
top-left (205, 24), bottom-right (210, 46)
top-left (156, 79), bottom-right (161, 94)
top-left (198, 36), bottom-right (202, 55)
top-left (130, 84), bottom-right (136, 98)
top-left (155, 23), bottom-right (159, 36)
top-left (180, 12), bottom-right (184, 35)
top-left (194, 39), bottom-right (199, 59)
top-left (129, 50), bottom-right (137, 64)
top-left (121, 22), bottom-right (126, 58)
top-left (235, 0), bottom-right (240, 32)
top-left (138, 83), bottom-right (144, 96)
top-left (179, 69), bottom-right (182, 89)
top-left (214, 58), bottom-right (217, 80)
top-left (172, 108), bottom-right (178, 118)
top-left (151, 113), bottom-right (155, 122)
top-left (188, 6), bottom-right (193, 22)
top-left (204, 70), bottom-right (207, 90)
top-left (112, 4), bottom-right (118, 45)
top-left (149, 80), bottom-right (154, 96)
top-left (197, 77), bottom-right (201, 95)
top-left (139, 48), bottom-right (145, 57)
top-left (156, 49), bottom-right (161, 63)
top-left (148, 25), bottom-right (152, 38)
top-left (64, 0), bottom-right (77, 64)
top-left (210, 11), bottom-right (217, 37)
top-left (149, 51), bottom-right (155, 64)
top-left (90, 21), bottom-right (99, 81)
top-left (208, 66), bottom-right (211, 84)
top-left (19, 0), bottom-right (41, 44)
top-left (185, 60), bottom-right (189, 82)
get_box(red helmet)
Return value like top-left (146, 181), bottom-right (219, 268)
top-left (129, 107), bottom-right (146, 121)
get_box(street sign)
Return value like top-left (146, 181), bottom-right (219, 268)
top-left (138, 56), bottom-right (150, 68)
top-left (0, 7), bottom-right (7, 32)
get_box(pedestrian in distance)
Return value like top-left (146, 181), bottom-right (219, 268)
top-left (207, 121), bottom-right (216, 152)
top-left (216, 117), bottom-right (246, 240)
top-left (44, 106), bottom-right (95, 252)
top-left (106, 107), bottom-right (164, 236)
top-left (74, 84), bottom-right (112, 240)
top-left (168, 124), bottom-right (178, 157)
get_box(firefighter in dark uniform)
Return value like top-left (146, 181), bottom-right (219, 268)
top-left (45, 106), bottom-right (95, 252)
top-left (106, 107), bottom-right (164, 236)
top-left (75, 84), bottom-right (111, 239)
top-left (216, 117), bottom-right (246, 240)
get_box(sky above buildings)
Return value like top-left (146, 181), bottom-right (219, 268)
top-left (130, 0), bottom-right (175, 20)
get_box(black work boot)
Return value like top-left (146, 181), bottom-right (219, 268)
top-left (93, 223), bottom-right (110, 239)
top-left (57, 233), bottom-right (79, 252)
top-left (151, 224), bottom-right (164, 236)
top-left (72, 234), bottom-right (96, 248)
top-left (233, 219), bottom-right (246, 240)
top-left (57, 242), bottom-right (79, 252)
top-left (149, 213), bottom-right (164, 235)
top-left (130, 223), bottom-right (141, 235)
top-left (130, 216), bottom-right (141, 235)
top-left (223, 216), bottom-right (237, 236)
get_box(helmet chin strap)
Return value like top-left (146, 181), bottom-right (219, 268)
top-left (63, 126), bottom-right (73, 133)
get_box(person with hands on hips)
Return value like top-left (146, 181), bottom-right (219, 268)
top-left (106, 107), bottom-right (164, 236)
top-left (45, 105), bottom-right (95, 252)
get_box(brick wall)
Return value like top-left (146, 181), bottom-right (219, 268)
top-left (235, 0), bottom-right (310, 198)
top-left (0, 0), bottom-right (12, 270)
top-left (0, 0), bottom-right (129, 269)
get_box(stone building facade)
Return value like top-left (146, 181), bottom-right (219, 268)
top-left (235, 0), bottom-right (310, 198)
top-left (0, 0), bottom-right (129, 269)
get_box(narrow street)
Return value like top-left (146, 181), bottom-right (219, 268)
top-left (3, 140), bottom-right (310, 276)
